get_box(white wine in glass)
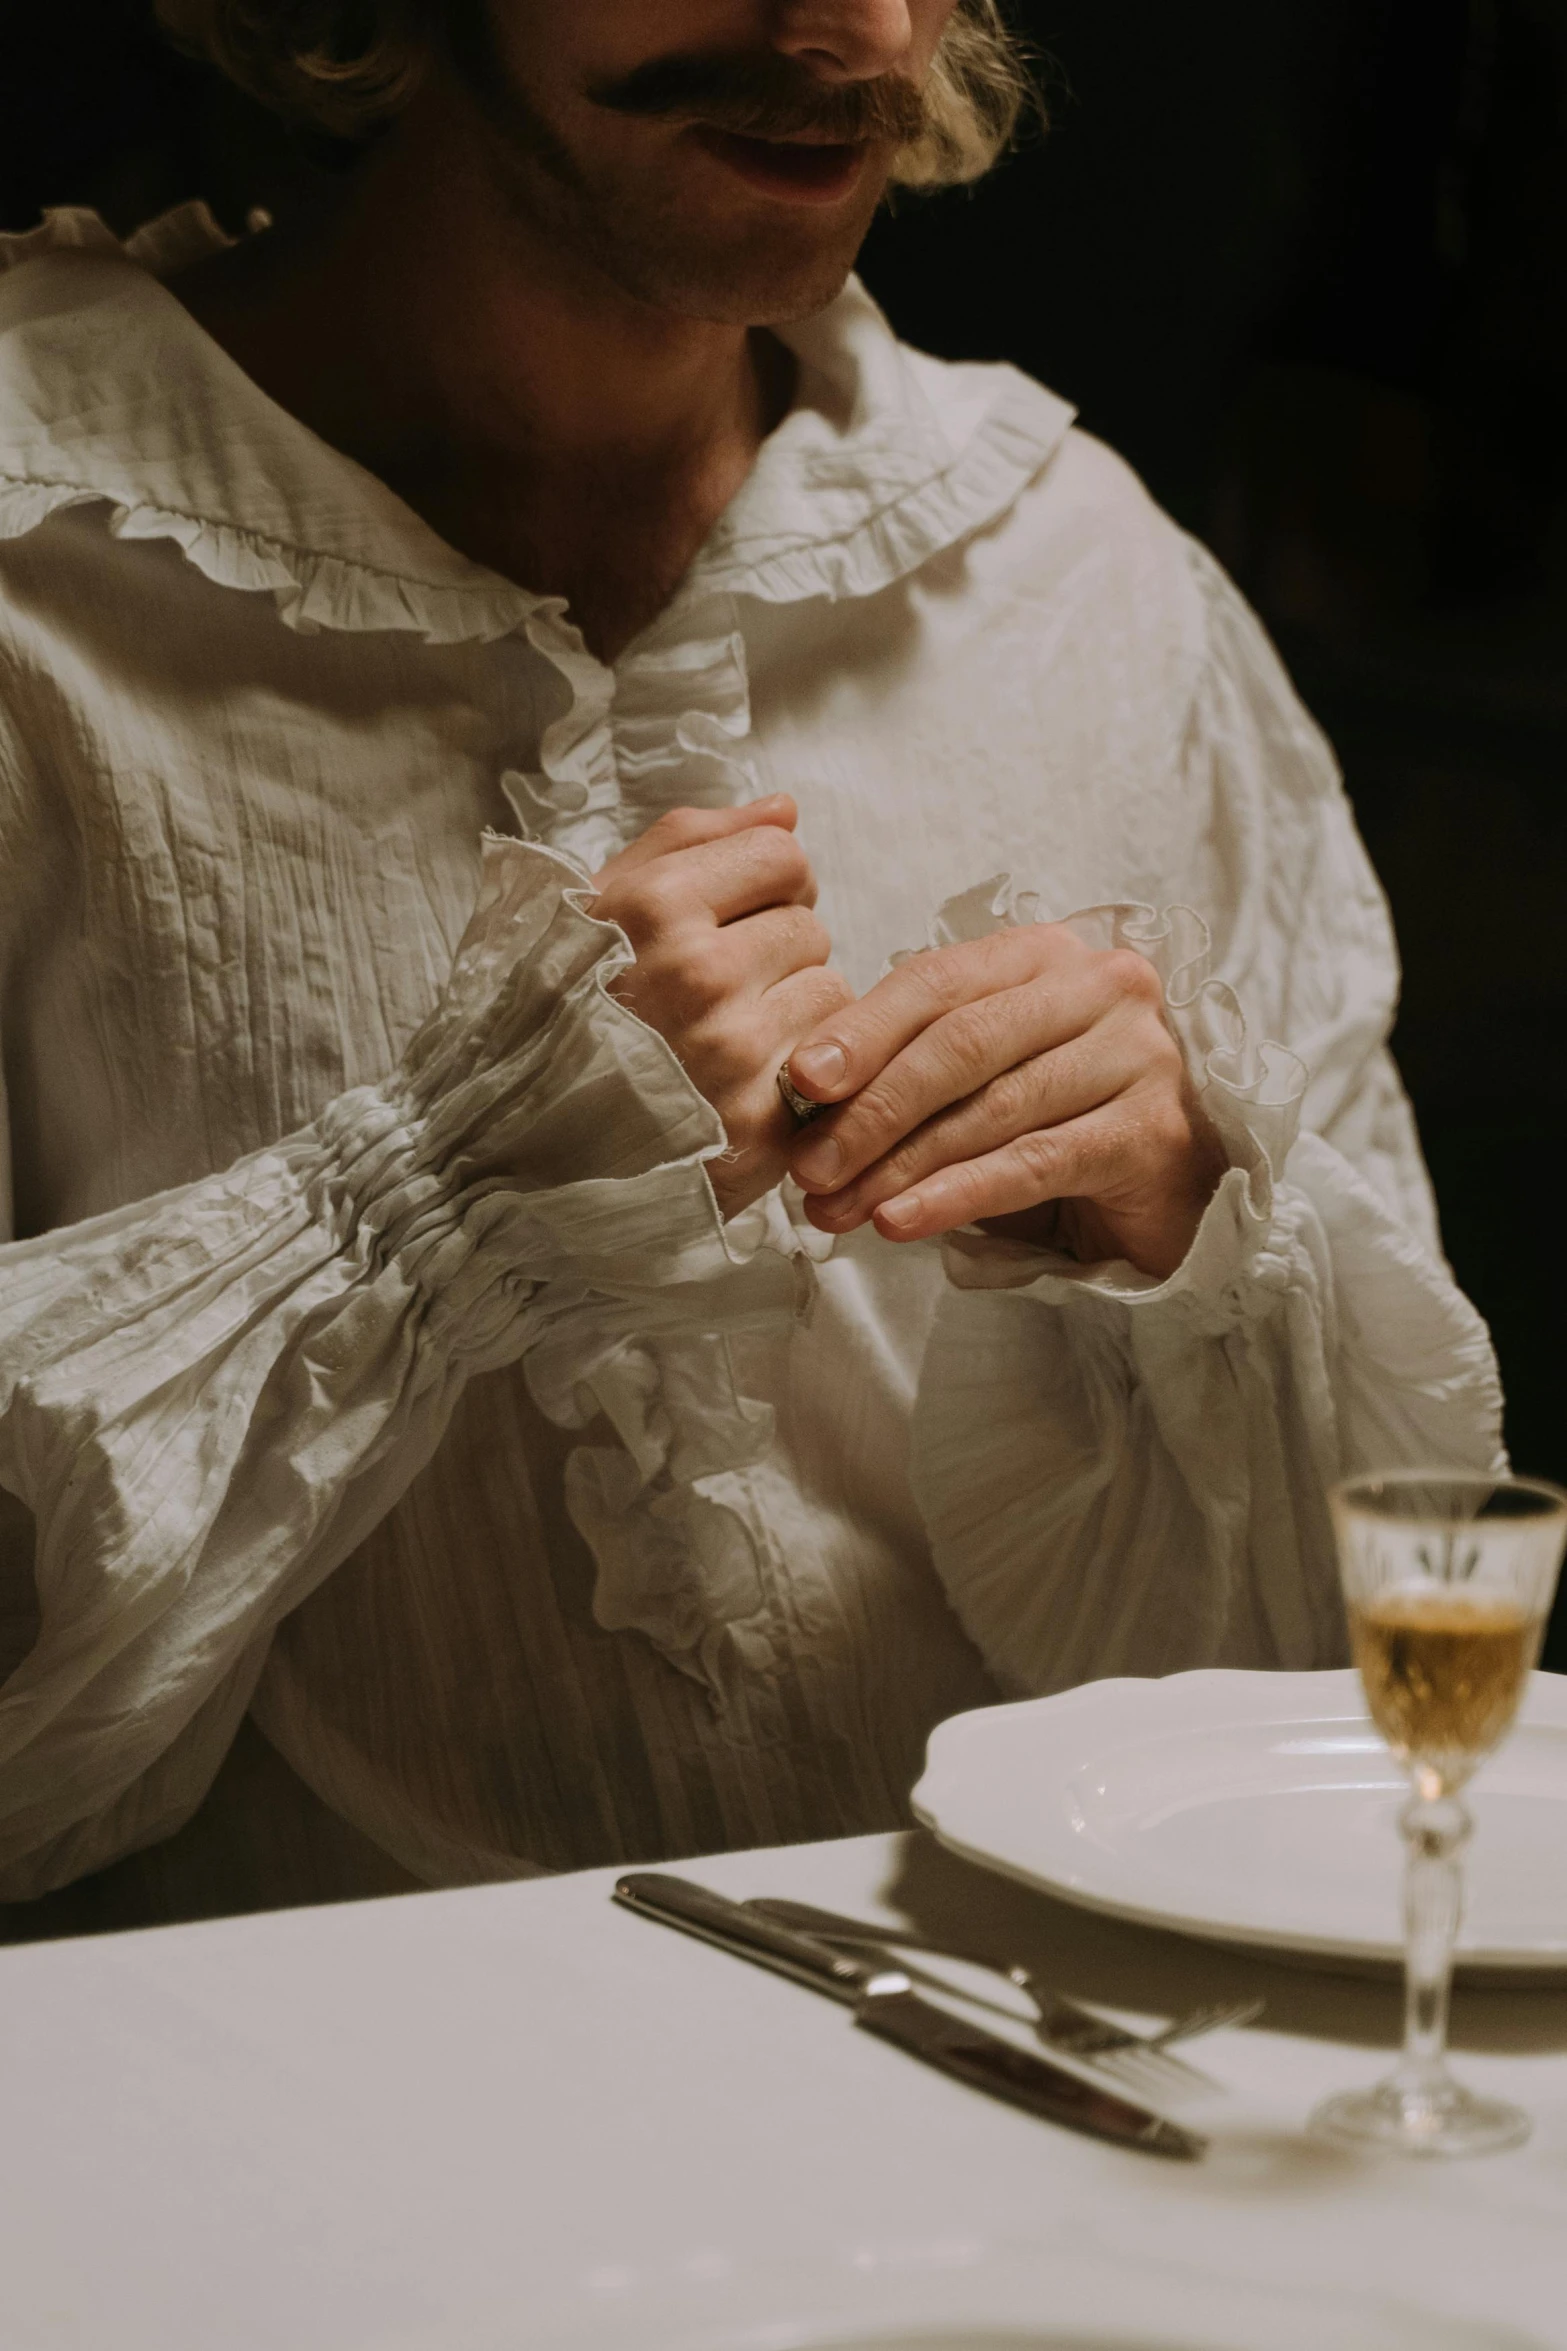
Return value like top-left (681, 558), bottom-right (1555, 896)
top-left (1312, 1470), bottom-right (1567, 2159)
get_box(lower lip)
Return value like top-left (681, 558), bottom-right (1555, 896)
top-left (690, 128), bottom-right (870, 206)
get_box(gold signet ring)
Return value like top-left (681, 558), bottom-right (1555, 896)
top-left (777, 1065), bottom-right (829, 1127)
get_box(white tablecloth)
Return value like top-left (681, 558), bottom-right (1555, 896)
top-left (1, 1827), bottom-right (1563, 2348)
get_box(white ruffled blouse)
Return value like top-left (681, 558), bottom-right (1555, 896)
top-left (0, 206), bottom-right (1503, 1910)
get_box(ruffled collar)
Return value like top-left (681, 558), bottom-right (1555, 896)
top-left (0, 202), bottom-right (1074, 644)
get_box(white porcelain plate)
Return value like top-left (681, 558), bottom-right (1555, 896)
top-left (517, 2241), bottom-right (1537, 2351)
top-left (911, 1668), bottom-right (1567, 1974)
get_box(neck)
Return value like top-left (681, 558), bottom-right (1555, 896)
top-left (174, 92), bottom-right (792, 659)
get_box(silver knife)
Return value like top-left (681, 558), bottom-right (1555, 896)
top-left (612, 1872), bottom-right (1203, 2161)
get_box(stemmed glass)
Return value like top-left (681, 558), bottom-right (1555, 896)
top-left (1311, 1470), bottom-right (1567, 2158)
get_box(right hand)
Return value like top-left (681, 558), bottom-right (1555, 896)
top-left (591, 797), bottom-right (854, 1219)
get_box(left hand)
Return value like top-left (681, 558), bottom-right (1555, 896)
top-left (781, 925), bottom-right (1230, 1279)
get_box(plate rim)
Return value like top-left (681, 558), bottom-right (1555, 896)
top-left (521, 2236), bottom-right (1528, 2351)
top-left (911, 1667), bottom-right (1567, 1972)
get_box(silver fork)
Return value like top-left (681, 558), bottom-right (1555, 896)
top-left (744, 1897), bottom-right (1261, 2073)
top-left (1019, 1982), bottom-right (1262, 2060)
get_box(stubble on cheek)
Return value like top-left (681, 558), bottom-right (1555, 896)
top-left (437, 10), bottom-right (894, 322)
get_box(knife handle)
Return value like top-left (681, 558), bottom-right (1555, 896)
top-left (613, 1872), bottom-right (910, 2007)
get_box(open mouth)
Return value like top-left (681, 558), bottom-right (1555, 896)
top-left (688, 127), bottom-right (870, 204)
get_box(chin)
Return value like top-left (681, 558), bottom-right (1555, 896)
top-left (749, 250), bottom-right (868, 325)
top-left (673, 258), bottom-right (861, 327)
top-left (610, 222), bottom-right (876, 327)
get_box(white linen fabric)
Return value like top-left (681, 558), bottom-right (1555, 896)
top-left (0, 207), bottom-right (1502, 1911)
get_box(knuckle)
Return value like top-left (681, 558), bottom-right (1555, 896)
top-left (802, 966), bottom-right (855, 1021)
top-left (648, 805), bottom-right (716, 853)
top-left (838, 1069), bottom-right (907, 1151)
top-left (776, 839), bottom-right (817, 904)
top-left (878, 1127), bottom-right (937, 1190)
top-left (937, 995), bottom-right (993, 1068)
top-left (948, 986), bottom-right (1026, 1074)
top-left (1106, 947), bottom-right (1163, 1005)
top-left (1132, 1010), bottom-right (1184, 1057)
top-left (1021, 922), bottom-right (1080, 982)
top-left (983, 1057), bottom-right (1041, 1131)
top-left (1146, 1091), bottom-right (1196, 1159)
top-left (659, 945), bottom-right (729, 1023)
top-left (1011, 1126), bottom-right (1066, 1188)
top-left (1034, 917), bottom-right (1083, 959)
top-left (779, 904), bottom-right (831, 966)
top-left (1148, 1028), bottom-right (1188, 1089)
top-left (627, 867), bottom-right (690, 936)
top-left (745, 822), bottom-right (807, 881)
top-left (1127, 1021), bottom-right (1186, 1100)
top-left (902, 948), bottom-right (967, 1016)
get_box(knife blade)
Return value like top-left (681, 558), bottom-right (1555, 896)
top-left (613, 1872), bottom-right (1203, 2161)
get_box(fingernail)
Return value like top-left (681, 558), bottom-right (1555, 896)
top-left (878, 1195), bottom-right (920, 1231)
top-left (792, 1042), bottom-right (847, 1090)
top-left (814, 1200), bottom-right (860, 1231)
top-left (792, 1134), bottom-right (841, 1185)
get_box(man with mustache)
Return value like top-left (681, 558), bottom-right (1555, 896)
top-left (0, 1), bottom-right (1499, 1926)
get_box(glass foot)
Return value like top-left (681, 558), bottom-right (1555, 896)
top-left (1311, 2073), bottom-right (1530, 2159)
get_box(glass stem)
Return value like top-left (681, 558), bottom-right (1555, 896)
top-left (1394, 1783), bottom-right (1470, 2103)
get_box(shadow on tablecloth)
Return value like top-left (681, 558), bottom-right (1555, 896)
top-left (874, 1830), bottom-right (1567, 2056)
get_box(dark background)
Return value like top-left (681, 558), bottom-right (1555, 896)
top-left (4, 1), bottom-right (1565, 1651)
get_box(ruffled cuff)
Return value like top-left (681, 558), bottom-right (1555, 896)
top-left (900, 879), bottom-right (1502, 1700)
top-left (0, 836), bottom-right (812, 1892)
top-left (893, 875), bottom-right (1309, 1336)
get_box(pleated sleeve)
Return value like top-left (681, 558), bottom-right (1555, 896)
top-left (909, 544), bottom-right (1505, 1694)
top-left (0, 835), bottom-right (810, 1896)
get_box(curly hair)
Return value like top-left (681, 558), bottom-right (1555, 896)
top-left (153, 0), bottom-right (1036, 188)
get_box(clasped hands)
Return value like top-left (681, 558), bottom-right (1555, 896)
top-left (592, 798), bottom-right (1228, 1281)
